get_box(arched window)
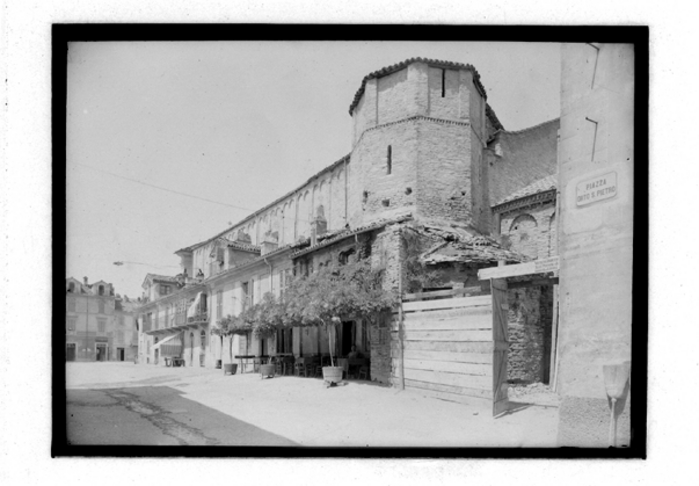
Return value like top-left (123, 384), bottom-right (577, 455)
top-left (98, 285), bottom-right (105, 296)
top-left (339, 248), bottom-right (356, 265)
top-left (508, 213), bottom-right (539, 258)
top-left (200, 330), bottom-right (206, 351)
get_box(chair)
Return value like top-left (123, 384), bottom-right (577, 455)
top-left (294, 358), bottom-right (306, 377)
top-left (338, 358), bottom-right (349, 379)
top-left (358, 365), bottom-right (369, 380)
top-left (314, 360), bottom-right (323, 378)
top-left (274, 357), bottom-right (284, 376)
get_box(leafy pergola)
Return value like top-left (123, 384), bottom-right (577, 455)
top-left (211, 313), bottom-right (253, 363)
top-left (231, 255), bottom-right (397, 367)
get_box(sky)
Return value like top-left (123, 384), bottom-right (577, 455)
top-left (66, 41), bottom-right (561, 299)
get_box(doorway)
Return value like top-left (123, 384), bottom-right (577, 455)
top-left (117, 348), bottom-right (125, 361)
top-left (96, 344), bottom-right (107, 362)
top-left (341, 321), bottom-right (354, 356)
top-left (66, 343), bottom-right (76, 362)
top-left (190, 332), bottom-right (194, 366)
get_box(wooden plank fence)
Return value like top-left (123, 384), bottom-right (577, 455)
top-left (392, 292), bottom-right (496, 407)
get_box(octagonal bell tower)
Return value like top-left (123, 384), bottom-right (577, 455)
top-left (347, 58), bottom-right (493, 233)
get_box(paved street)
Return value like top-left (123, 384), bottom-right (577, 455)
top-left (65, 362), bottom-right (559, 447)
top-left (67, 386), bottom-right (296, 446)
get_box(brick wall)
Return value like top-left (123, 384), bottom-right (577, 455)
top-left (486, 119), bottom-right (559, 209)
top-left (507, 286), bottom-right (553, 383)
top-left (348, 121), bottom-right (419, 227)
top-left (349, 61), bottom-right (491, 231)
top-left (415, 119), bottom-right (472, 223)
top-left (499, 201), bottom-right (557, 259)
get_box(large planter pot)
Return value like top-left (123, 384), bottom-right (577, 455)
top-left (322, 366), bottom-right (344, 385)
top-left (223, 363), bottom-right (238, 375)
top-left (260, 363), bottom-right (276, 379)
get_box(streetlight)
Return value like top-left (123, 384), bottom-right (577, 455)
top-left (113, 261), bottom-right (179, 269)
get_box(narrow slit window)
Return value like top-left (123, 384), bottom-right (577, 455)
top-left (387, 145), bottom-right (392, 174)
top-left (441, 69), bottom-right (446, 97)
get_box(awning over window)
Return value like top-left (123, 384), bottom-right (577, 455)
top-left (187, 292), bottom-right (202, 318)
top-left (153, 332), bottom-right (183, 358)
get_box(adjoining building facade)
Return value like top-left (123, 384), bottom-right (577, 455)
top-left (65, 277), bottom-right (138, 362)
top-left (134, 57), bottom-right (561, 391)
top-left (554, 43), bottom-right (635, 447)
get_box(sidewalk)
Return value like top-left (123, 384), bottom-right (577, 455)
top-left (66, 362), bottom-right (559, 447)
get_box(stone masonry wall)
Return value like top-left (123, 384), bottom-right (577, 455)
top-left (370, 316), bottom-right (393, 384)
top-left (369, 226), bottom-right (404, 384)
top-left (507, 286), bottom-right (553, 384)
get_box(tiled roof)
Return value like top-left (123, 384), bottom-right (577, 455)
top-left (420, 234), bottom-right (530, 265)
top-left (205, 243), bottom-right (296, 282)
top-left (486, 104), bottom-right (504, 131)
top-left (494, 174), bottom-right (557, 207)
top-left (290, 215), bottom-right (412, 258)
top-left (226, 240), bottom-right (261, 253)
top-left (148, 274), bottom-right (179, 283)
top-left (349, 58), bottom-right (489, 115)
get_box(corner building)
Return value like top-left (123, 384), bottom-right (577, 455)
top-left (136, 58), bottom-right (559, 394)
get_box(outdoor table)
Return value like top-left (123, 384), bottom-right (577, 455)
top-left (172, 357), bottom-right (185, 367)
top-left (234, 355), bottom-right (257, 374)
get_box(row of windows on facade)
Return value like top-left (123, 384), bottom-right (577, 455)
top-left (66, 298), bottom-right (114, 314)
top-left (65, 317), bottom-right (131, 335)
top-left (148, 248), bottom-right (357, 328)
top-left (66, 282), bottom-right (111, 296)
top-left (150, 330), bottom-right (208, 350)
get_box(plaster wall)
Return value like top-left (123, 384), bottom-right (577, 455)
top-left (556, 43), bottom-right (634, 446)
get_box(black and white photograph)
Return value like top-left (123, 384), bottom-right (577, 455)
top-left (56, 30), bottom-right (645, 454)
top-left (14, 0), bottom-right (699, 481)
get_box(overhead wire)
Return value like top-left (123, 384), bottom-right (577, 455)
top-left (73, 162), bottom-right (319, 225)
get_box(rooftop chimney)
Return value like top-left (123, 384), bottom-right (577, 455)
top-left (83, 276), bottom-right (88, 285)
top-left (310, 215), bottom-right (327, 246)
top-left (236, 230), bottom-right (252, 244)
top-left (261, 231), bottom-right (279, 255)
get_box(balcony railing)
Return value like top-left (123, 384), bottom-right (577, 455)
top-left (188, 310), bottom-right (209, 324)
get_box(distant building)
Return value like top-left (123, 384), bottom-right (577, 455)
top-left (65, 277), bottom-right (138, 362)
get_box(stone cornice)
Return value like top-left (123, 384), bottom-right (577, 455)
top-left (355, 115), bottom-right (471, 148)
top-left (493, 189), bottom-right (557, 216)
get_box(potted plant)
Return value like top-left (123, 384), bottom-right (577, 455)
top-left (281, 255), bottom-right (396, 386)
top-left (212, 314), bottom-right (251, 376)
top-left (253, 293), bottom-right (285, 379)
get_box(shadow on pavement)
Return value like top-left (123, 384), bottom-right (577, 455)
top-left (66, 385), bottom-right (297, 447)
